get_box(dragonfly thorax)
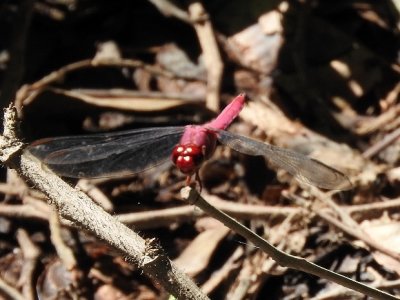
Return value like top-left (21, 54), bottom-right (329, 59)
top-left (171, 144), bottom-right (205, 174)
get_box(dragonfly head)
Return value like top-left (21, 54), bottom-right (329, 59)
top-left (171, 144), bottom-right (205, 175)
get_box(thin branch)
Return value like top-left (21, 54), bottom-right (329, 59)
top-left (345, 196), bottom-right (400, 215)
top-left (147, 0), bottom-right (191, 23)
top-left (14, 58), bottom-right (190, 113)
top-left (307, 187), bottom-right (359, 228)
top-left (0, 182), bottom-right (25, 196)
top-left (0, 276), bottom-right (25, 300)
top-left (285, 191), bottom-right (400, 260)
top-left (0, 106), bottom-right (209, 300)
top-left (180, 187), bottom-right (399, 300)
top-left (317, 209), bottom-right (400, 260)
top-left (117, 197), bottom-right (300, 229)
top-left (362, 126), bottom-right (400, 158)
top-left (189, 2), bottom-right (223, 111)
top-left (0, 203), bottom-right (49, 221)
top-left (355, 100), bottom-right (400, 135)
top-left (77, 179), bottom-right (114, 212)
top-left (16, 228), bottom-right (40, 300)
top-left (17, 154), bottom-right (207, 300)
top-left (49, 209), bottom-right (77, 270)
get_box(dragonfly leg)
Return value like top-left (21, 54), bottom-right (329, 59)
top-left (185, 175), bottom-right (192, 186)
top-left (185, 172), bottom-right (202, 193)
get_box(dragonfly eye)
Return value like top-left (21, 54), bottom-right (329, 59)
top-left (171, 144), bottom-right (204, 174)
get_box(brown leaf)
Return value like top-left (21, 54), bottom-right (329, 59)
top-left (173, 225), bottom-right (230, 277)
top-left (361, 219), bottom-right (400, 275)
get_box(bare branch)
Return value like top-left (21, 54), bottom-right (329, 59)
top-left (189, 2), bottom-right (223, 111)
top-left (0, 105), bottom-right (209, 300)
top-left (181, 186), bottom-right (399, 300)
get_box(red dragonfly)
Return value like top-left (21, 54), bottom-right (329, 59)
top-left (27, 94), bottom-right (352, 190)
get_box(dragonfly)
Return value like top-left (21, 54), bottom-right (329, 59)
top-left (27, 93), bottom-right (352, 190)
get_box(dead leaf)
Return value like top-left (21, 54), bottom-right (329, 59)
top-left (361, 219), bottom-right (400, 275)
top-left (173, 225), bottom-right (230, 277)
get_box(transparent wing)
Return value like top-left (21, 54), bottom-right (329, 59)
top-left (215, 129), bottom-right (352, 190)
top-left (27, 126), bottom-right (185, 178)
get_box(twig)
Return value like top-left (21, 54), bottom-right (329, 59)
top-left (0, 182), bottom-right (25, 196)
top-left (356, 101), bottom-right (400, 135)
top-left (308, 187), bottom-right (359, 228)
top-left (377, 279), bottom-right (400, 290)
top-left (286, 188), bottom-right (400, 260)
top-left (362, 126), bottom-right (400, 158)
top-left (0, 276), bottom-right (25, 300)
top-left (304, 186), bottom-right (400, 260)
top-left (49, 209), bottom-right (77, 270)
top-left (0, 106), bottom-right (209, 300)
top-left (117, 197), bottom-right (300, 229)
top-left (188, 2), bottom-right (223, 112)
top-left (63, 88), bottom-right (173, 98)
top-left (57, 88), bottom-right (204, 101)
top-left (201, 247), bottom-right (244, 295)
top-left (205, 193), bottom-right (301, 218)
top-left (48, 87), bottom-right (193, 112)
top-left (14, 58), bottom-right (185, 113)
top-left (16, 228), bottom-right (41, 300)
top-left (229, 213), bottom-right (297, 300)
top-left (345, 196), bottom-right (400, 215)
top-left (77, 179), bottom-right (114, 212)
top-left (3, 193), bottom-right (298, 230)
top-left (49, 209), bottom-right (87, 294)
top-left (317, 209), bottom-right (400, 260)
top-left (0, 203), bottom-right (49, 221)
top-left (180, 187), bottom-right (399, 300)
top-left (147, 0), bottom-right (191, 23)
top-left (310, 278), bottom-right (400, 300)
top-left (23, 195), bottom-right (51, 213)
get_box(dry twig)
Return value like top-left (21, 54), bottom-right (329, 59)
top-left (49, 210), bottom-right (77, 271)
top-left (14, 58), bottom-right (183, 113)
top-left (286, 191), bottom-right (400, 262)
top-left (147, 0), bottom-right (191, 23)
top-left (0, 203), bottom-right (48, 221)
top-left (77, 179), bottom-right (114, 212)
top-left (345, 196), bottom-right (400, 215)
top-left (0, 105), bottom-right (209, 300)
top-left (362, 126), bottom-right (400, 159)
top-left (117, 195), bottom-right (300, 229)
top-left (189, 2), bottom-right (223, 111)
top-left (16, 228), bottom-right (40, 300)
top-left (0, 276), bottom-right (25, 300)
top-left (181, 187), bottom-right (399, 300)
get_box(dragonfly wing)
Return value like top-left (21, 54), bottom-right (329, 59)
top-left (215, 130), bottom-right (352, 190)
top-left (27, 126), bottom-right (185, 178)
